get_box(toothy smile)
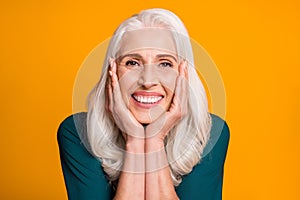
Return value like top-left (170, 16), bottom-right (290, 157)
top-left (132, 94), bottom-right (163, 104)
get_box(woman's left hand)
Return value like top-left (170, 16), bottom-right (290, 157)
top-left (145, 61), bottom-right (188, 149)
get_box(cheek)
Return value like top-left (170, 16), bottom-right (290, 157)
top-left (117, 66), bottom-right (178, 103)
top-left (157, 68), bottom-right (178, 93)
top-left (117, 68), bottom-right (142, 104)
top-left (158, 68), bottom-right (178, 107)
top-left (118, 68), bottom-right (142, 89)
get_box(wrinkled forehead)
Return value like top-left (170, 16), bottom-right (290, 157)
top-left (118, 28), bottom-right (177, 56)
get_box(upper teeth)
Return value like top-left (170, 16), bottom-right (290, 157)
top-left (133, 95), bottom-right (163, 104)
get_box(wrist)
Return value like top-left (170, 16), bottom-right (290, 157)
top-left (125, 138), bottom-right (144, 153)
top-left (145, 145), bottom-right (168, 172)
top-left (145, 137), bottom-right (165, 152)
top-left (123, 138), bottom-right (145, 173)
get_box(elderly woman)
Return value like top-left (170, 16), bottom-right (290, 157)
top-left (58, 8), bottom-right (229, 200)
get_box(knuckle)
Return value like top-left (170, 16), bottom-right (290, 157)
top-left (173, 111), bottom-right (181, 120)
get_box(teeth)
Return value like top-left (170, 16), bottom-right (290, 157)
top-left (133, 95), bottom-right (163, 104)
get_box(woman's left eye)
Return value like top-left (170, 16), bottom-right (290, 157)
top-left (159, 62), bottom-right (173, 67)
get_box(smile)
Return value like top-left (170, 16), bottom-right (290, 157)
top-left (132, 94), bottom-right (163, 104)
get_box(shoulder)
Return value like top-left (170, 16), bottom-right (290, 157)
top-left (176, 114), bottom-right (230, 199)
top-left (58, 112), bottom-right (87, 130)
top-left (210, 113), bottom-right (230, 142)
top-left (57, 113), bottom-right (113, 199)
top-left (57, 112), bottom-right (87, 145)
top-left (202, 113), bottom-right (230, 159)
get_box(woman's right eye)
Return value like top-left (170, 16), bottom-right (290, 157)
top-left (125, 60), bottom-right (139, 66)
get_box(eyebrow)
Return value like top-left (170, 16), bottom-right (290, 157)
top-left (156, 54), bottom-right (178, 62)
top-left (117, 53), bottom-right (178, 63)
top-left (117, 53), bottom-right (143, 62)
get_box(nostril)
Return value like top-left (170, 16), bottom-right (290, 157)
top-left (143, 81), bottom-right (159, 88)
top-left (137, 67), bottom-right (159, 88)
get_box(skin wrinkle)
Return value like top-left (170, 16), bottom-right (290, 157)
top-left (76, 10), bottom-right (217, 199)
top-left (107, 27), bottom-right (189, 173)
top-left (118, 28), bottom-right (177, 55)
top-left (116, 28), bottom-right (180, 124)
top-left (117, 52), bottom-right (179, 124)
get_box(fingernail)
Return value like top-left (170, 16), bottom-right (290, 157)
top-left (109, 71), bottom-right (113, 76)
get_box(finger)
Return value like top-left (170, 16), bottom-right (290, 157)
top-left (109, 61), bottom-right (123, 104)
top-left (178, 61), bottom-right (188, 99)
top-left (109, 61), bottom-right (132, 117)
top-left (179, 62), bottom-right (188, 105)
top-left (179, 60), bottom-right (185, 77)
top-left (180, 73), bottom-right (188, 115)
top-left (173, 70), bottom-right (188, 116)
top-left (174, 75), bottom-right (183, 104)
top-left (107, 73), bottom-right (114, 113)
top-left (184, 61), bottom-right (188, 80)
top-left (110, 60), bottom-right (118, 89)
top-left (105, 76), bottom-right (109, 111)
top-left (105, 62), bottom-right (112, 112)
top-left (105, 83), bottom-right (109, 112)
top-left (179, 60), bottom-right (188, 79)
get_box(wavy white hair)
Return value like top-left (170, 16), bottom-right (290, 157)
top-left (85, 8), bottom-right (211, 186)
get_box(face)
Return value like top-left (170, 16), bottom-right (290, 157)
top-left (115, 29), bottom-right (179, 124)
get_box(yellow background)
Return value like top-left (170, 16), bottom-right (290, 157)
top-left (1, 0), bottom-right (299, 199)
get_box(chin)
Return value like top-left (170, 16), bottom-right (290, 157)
top-left (129, 97), bottom-right (170, 125)
top-left (135, 116), bottom-right (153, 125)
top-left (133, 109), bottom-right (165, 125)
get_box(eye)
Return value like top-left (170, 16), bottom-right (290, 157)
top-left (159, 62), bottom-right (173, 67)
top-left (125, 60), bottom-right (140, 66)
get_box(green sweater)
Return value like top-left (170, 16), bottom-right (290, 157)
top-left (57, 112), bottom-right (229, 199)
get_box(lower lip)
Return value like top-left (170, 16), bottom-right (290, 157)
top-left (131, 96), bottom-right (163, 109)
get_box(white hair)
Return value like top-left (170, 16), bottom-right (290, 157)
top-left (85, 8), bottom-right (211, 186)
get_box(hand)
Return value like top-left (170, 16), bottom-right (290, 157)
top-left (106, 59), bottom-right (144, 142)
top-left (145, 61), bottom-right (188, 148)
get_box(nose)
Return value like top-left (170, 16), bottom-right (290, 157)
top-left (138, 64), bottom-right (159, 88)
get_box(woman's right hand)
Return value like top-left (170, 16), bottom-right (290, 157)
top-left (106, 59), bottom-right (144, 143)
